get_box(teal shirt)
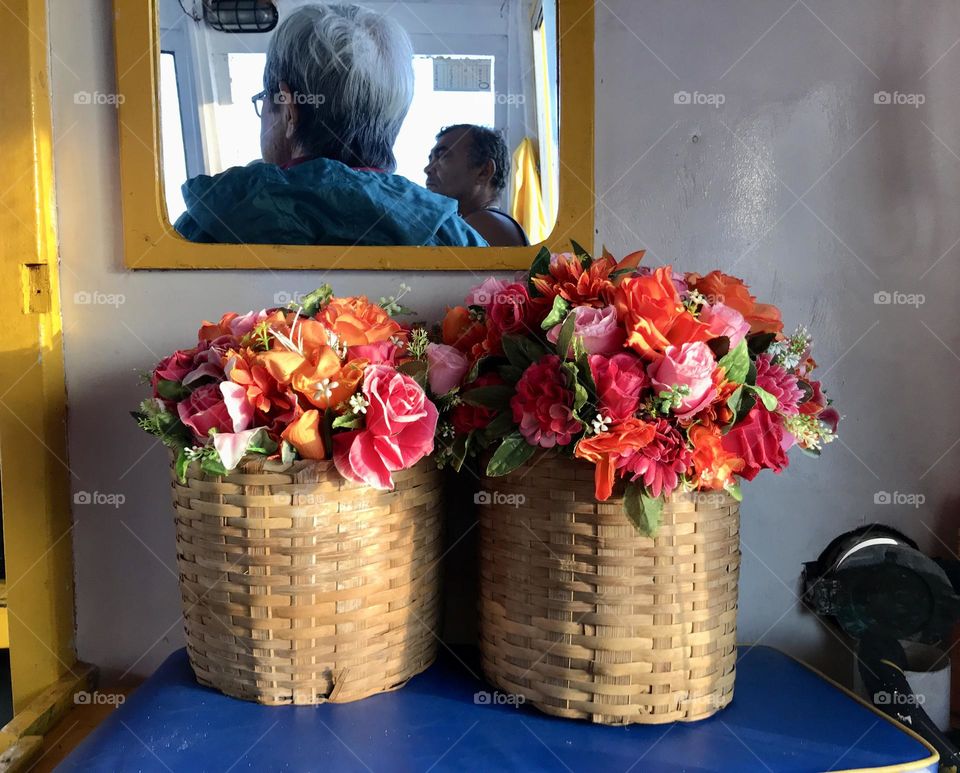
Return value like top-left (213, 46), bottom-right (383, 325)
top-left (174, 157), bottom-right (488, 247)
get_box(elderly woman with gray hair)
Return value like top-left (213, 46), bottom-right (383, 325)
top-left (175, 4), bottom-right (487, 247)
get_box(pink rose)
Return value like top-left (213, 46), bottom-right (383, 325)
top-left (177, 382), bottom-right (252, 441)
top-left (547, 305), bottom-right (625, 356)
top-left (426, 343), bottom-right (469, 395)
top-left (465, 277), bottom-right (508, 308)
top-left (699, 302), bottom-right (750, 349)
top-left (349, 341), bottom-right (403, 365)
top-left (647, 342), bottom-right (718, 420)
top-left (588, 352), bottom-right (649, 421)
top-left (333, 365), bottom-right (439, 490)
top-left (152, 350), bottom-right (195, 396)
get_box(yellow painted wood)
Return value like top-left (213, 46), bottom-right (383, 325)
top-left (0, 0), bottom-right (77, 711)
top-left (0, 662), bottom-right (96, 770)
top-left (113, 0), bottom-right (595, 270)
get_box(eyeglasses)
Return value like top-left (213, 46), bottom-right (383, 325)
top-left (252, 89), bottom-right (268, 117)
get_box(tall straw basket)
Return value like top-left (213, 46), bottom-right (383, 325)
top-left (478, 455), bottom-right (740, 725)
top-left (169, 453), bottom-right (443, 705)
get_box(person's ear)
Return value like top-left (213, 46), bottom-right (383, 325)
top-left (277, 80), bottom-right (300, 140)
top-left (478, 158), bottom-right (496, 186)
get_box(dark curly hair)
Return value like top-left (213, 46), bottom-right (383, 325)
top-left (436, 124), bottom-right (510, 193)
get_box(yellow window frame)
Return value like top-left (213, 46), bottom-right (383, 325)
top-left (112, 0), bottom-right (595, 270)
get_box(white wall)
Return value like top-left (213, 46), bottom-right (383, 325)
top-left (50, 0), bottom-right (960, 684)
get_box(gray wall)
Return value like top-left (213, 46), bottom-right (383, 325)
top-left (50, 0), bottom-right (960, 684)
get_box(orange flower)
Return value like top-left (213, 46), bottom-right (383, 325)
top-left (685, 270), bottom-right (783, 335)
top-left (441, 306), bottom-right (488, 360)
top-left (574, 417), bottom-right (657, 500)
top-left (689, 424), bottom-right (744, 489)
top-left (317, 296), bottom-right (401, 346)
top-left (256, 346), bottom-right (364, 410)
top-left (613, 267), bottom-right (712, 358)
top-left (281, 409), bottom-right (326, 460)
top-left (198, 312), bottom-right (239, 342)
top-left (531, 252), bottom-right (616, 307)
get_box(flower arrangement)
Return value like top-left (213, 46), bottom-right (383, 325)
top-left (132, 285), bottom-right (441, 490)
top-left (436, 243), bottom-right (840, 535)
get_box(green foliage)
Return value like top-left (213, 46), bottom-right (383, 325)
top-left (295, 285), bottom-right (334, 317)
top-left (718, 340), bottom-right (751, 384)
top-left (486, 432), bottom-right (537, 476)
top-left (541, 295), bottom-right (571, 330)
top-left (461, 385), bottom-right (514, 410)
top-left (624, 482), bottom-right (663, 537)
top-left (501, 334), bottom-right (547, 371)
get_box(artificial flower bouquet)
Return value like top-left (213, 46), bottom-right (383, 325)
top-left (437, 242), bottom-right (840, 535)
top-left (132, 285), bottom-right (442, 489)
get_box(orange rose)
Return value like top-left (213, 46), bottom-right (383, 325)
top-left (689, 424), bottom-right (744, 489)
top-left (256, 346), bottom-right (364, 410)
top-left (441, 306), bottom-right (488, 360)
top-left (685, 270), bottom-right (783, 335)
top-left (317, 296), bottom-right (401, 346)
top-left (281, 409), bottom-right (326, 460)
top-left (613, 267), bottom-right (711, 358)
top-left (574, 417), bottom-right (657, 500)
top-left (198, 312), bottom-right (239, 342)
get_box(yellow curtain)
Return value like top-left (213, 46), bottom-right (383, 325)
top-left (510, 137), bottom-right (549, 244)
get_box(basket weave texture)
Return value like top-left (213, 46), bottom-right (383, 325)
top-left (479, 455), bottom-right (740, 724)
top-left (170, 454), bottom-right (443, 705)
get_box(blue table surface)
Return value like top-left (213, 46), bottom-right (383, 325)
top-left (56, 645), bottom-right (938, 773)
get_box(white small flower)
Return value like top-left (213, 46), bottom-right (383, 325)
top-left (390, 335), bottom-right (405, 348)
top-left (313, 378), bottom-right (339, 402)
top-left (349, 393), bottom-right (369, 414)
top-left (592, 414), bottom-right (611, 434)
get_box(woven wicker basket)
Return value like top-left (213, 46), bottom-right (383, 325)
top-left (169, 453), bottom-right (443, 705)
top-left (478, 455), bottom-right (739, 725)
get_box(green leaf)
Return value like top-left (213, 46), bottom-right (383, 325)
top-left (527, 246), bottom-right (552, 294)
top-left (800, 445), bottom-right (822, 459)
top-left (501, 334), bottom-right (547, 371)
top-left (398, 359), bottom-right (429, 390)
top-left (466, 355), bottom-right (489, 384)
top-left (541, 295), bottom-right (571, 330)
top-left (297, 285), bottom-right (334, 317)
top-left (156, 379), bottom-right (190, 401)
top-left (486, 432), bottom-right (537, 477)
top-left (562, 361), bottom-right (589, 415)
top-left (332, 413), bottom-right (364, 430)
top-left (726, 387), bottom-right (757, 432)
top-left (707, 335), bottom-right (731, 360)
top-left (483, 411), bottom-right (516, 441)
top-left (556, 312), bottom-right (577, 360)
top-left (449, 432), bottom-right (471, 472)
top-left (624, 482), bottom-right (663, 537)
top-left (281, 439), bottom-right (297, 464)
top-left (570, 239), bottom-right (593, 266)
top-left (718, 340), bottom-right (750, 384)
top-left (748, 384), bottom-right (778, 411)
top-left (175, 446), bottom-right (190, 485)
top-left (200, 455), bottom-right (227, 478)
top-left (725, 482), bottom-right (743, 502)
top-left (747, 332), bottom-right (777, 356)
top-left (462, 385), bottom-right (514, 410)
top-left (497, 364), bottom-right (525, 384)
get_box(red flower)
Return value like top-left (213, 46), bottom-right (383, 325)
top-left (452, 373), bottom-right (504, 434)
top-left (721, 405), bottom-right (788, 480)
top-left (617, 418), bottom-right (692, 497)
top-left (588, 352), bottom-right (649, 421)
top-left (510, 355), bottom-right (582, 447)
top-left (484, 283), bottom-right (539, 355)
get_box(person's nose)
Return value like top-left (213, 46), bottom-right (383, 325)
top-left (424, 159), bottom-right (435, 175)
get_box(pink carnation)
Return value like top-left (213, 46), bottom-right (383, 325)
top-left (616, 418), bottom-right (692, 497)
top-left (755, 354), bottom-right (803, 415)
top-left (510, 355), bottom-right (582, 447)
top-left (465, 277), bottom-right (509, 308)
top-left (721, 404), bottom-right (788, 481)
top-left (333, 365), bottom-right (438, 490)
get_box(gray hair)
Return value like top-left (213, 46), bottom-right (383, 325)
top-left (264, 4), bottom-right (414, 172)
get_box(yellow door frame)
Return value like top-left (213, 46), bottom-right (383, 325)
top-left (0, 0), bottom-right (77, 712)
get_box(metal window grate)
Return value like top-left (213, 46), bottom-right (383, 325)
top-left (202, 0), bottom-right (278, 33)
